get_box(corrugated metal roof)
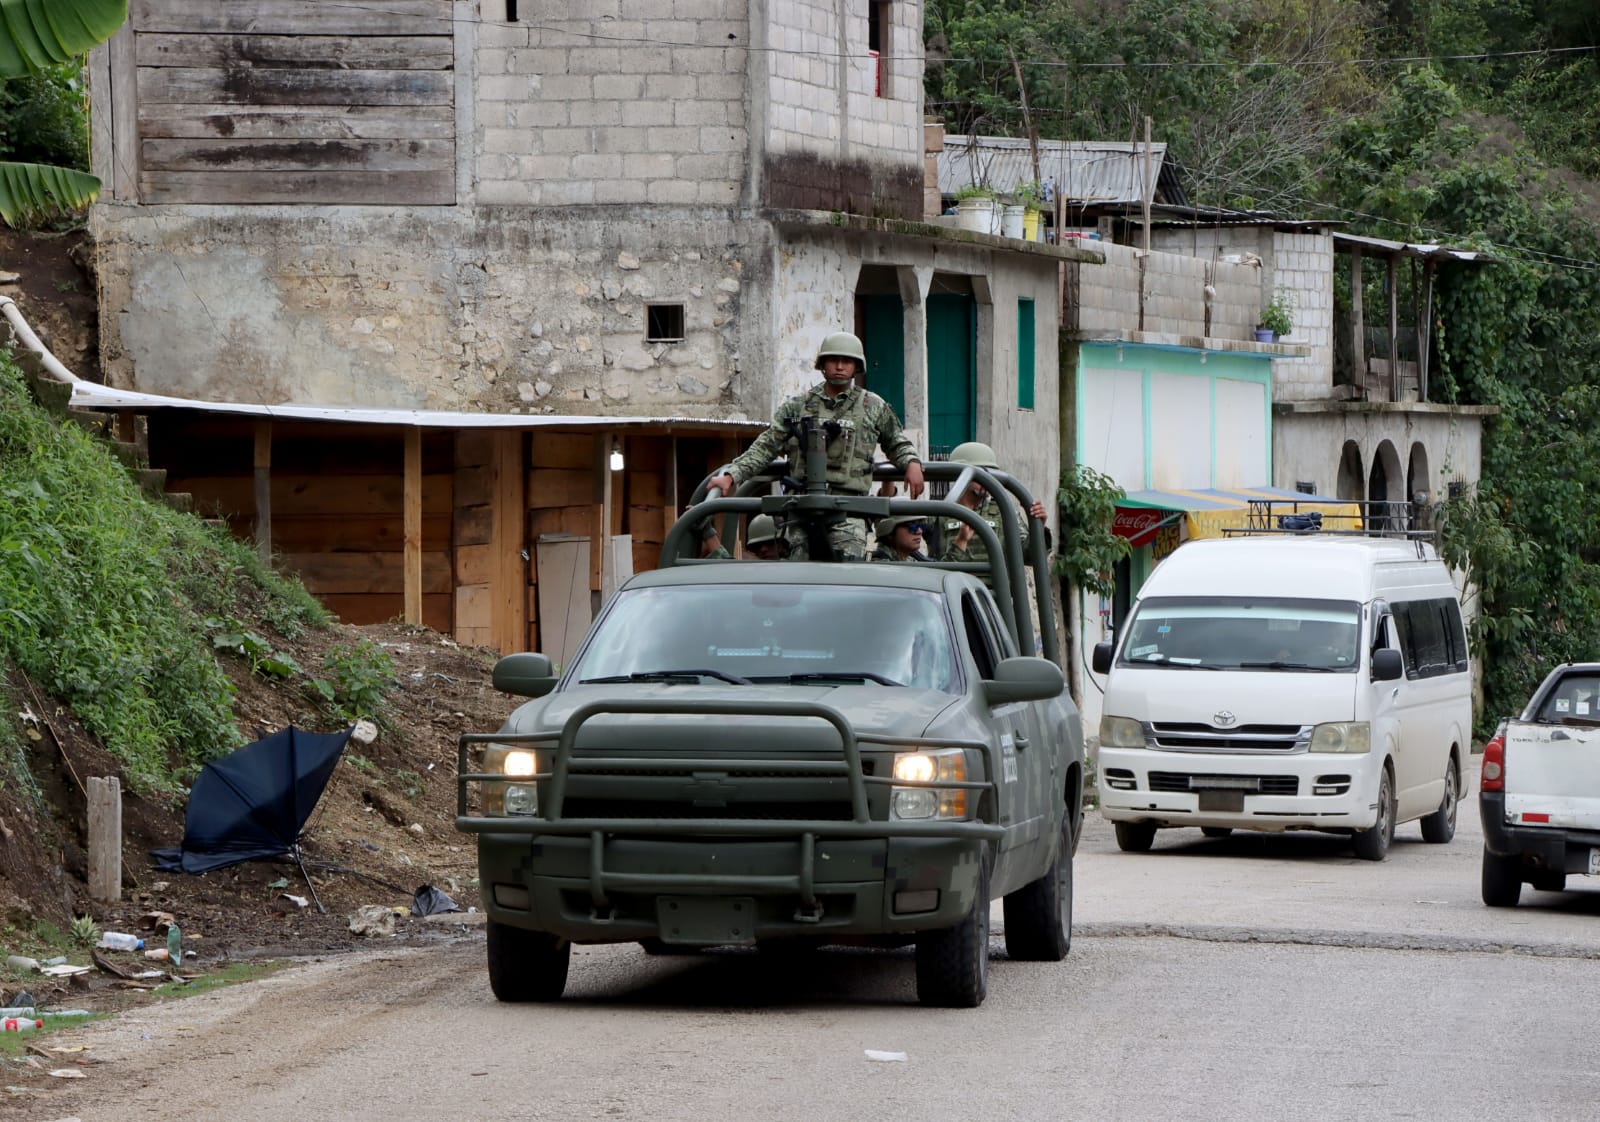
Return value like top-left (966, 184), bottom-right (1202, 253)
top-left (64, 378), bottom-right (762, 431)
top-left (1332, 231), bottom-right (1492, 264)
top-left (937, 137), bottom-right (1187, 207)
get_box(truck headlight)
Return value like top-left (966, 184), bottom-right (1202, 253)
top-left (481, 744), bottom-right (544, 816)
top-left (891, 748), bottom-right (969, 820)
top-left (1099, 715), bottom-right (1145, 748)
top-left (1309, 721), bottom-right (1371, 754)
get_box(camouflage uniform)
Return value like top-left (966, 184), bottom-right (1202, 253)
top-left (870, 546), bottom-right (929, 563)
top-left (726, 384), bottom-right (920, 561)
top-left (941, 494), bottom-right (1030, 576)
top-left (704, 544), bottom-right (732, 560)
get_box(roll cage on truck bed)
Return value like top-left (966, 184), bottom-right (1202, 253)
top-left (456, 425), bottom-right (1079, 1008)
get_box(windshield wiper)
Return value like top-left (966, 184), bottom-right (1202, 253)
top-left (770, 671), bottom-right (905, 687)
top-left (579, 669), bottom-right (752, 685)
top-left (1126, 658), bottom-right (1222, 670)
top-left (1237, 660), bottom-right (1336, 673)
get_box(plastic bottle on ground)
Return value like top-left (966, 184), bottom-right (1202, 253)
top-left (3, 1017), bottom-right (42, 1031)
top-left (96, 932), bottom-right (144, 951)
top-left (166, 923), bottom-right (181, 963)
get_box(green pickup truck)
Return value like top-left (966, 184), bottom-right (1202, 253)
top-left (457, 456), bottom-right (1084, 1007)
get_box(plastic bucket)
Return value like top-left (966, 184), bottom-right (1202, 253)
top-left (1001, 204), bottom-right (1025, 239)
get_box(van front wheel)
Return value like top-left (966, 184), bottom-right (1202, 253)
top-left (1352, 767), bottom-right (1395, 861)
top-left (1114, 821), bottom-right (1157, 852)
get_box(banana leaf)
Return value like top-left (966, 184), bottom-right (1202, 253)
top-left (0, 0), bottom-right (127, 77)
top-left (0, 160), bottom-right (101, 224)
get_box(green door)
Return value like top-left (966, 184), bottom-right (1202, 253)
top-left (860, 294), bottom-right (905, 422)
top-left (927, 293), bottom-right (976, 453)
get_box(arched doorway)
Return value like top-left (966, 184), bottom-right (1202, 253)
top-left (1406, 441), bottom-right (1430, 529)
top-left (1336, 441), bottom-right (1364, 501)
top-left (1369, 439), bottom-right (1403, 530)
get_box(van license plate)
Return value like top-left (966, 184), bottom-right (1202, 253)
top-left (656, 896), bottom-right (757, 945)
top-left (1198, 791), bottom-right (1245, 813)
top-left (1588, 850), bottom-right (1600, 876)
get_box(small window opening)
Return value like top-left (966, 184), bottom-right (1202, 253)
top-left (505, 0), bottom-right (517, 21)
top-left (1296, 480), bottom-right (1317, 494)
top-left (867, 2), bottom-right (891, 98)
top-left (646, 304), bottom-right (685, 343)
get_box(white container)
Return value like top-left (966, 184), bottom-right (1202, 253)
top-left (954, 197), bottom-right (994, 233)
top-left (96, 932), bottom-right (143, 952)
top-left (1001, 204), bottom-right (1025, 239)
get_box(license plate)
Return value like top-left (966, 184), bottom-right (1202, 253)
top-left (1197, 790), bottom-right (1245, 813)
top-left (1589, 849), bottom-right (1600, 877)
top-left (656, 896), bottom-right (757, 945)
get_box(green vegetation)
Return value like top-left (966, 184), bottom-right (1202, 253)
top-left (1258, 291), bottom-right (1294, 338)
top-left (149, 959), bottom-right (285, 999)
top-left (313, 639), bottom-right (397, 724)
top-left (0, 350), bottom-right (330, 794)
top-left (1054, 465), bottom-right (1129, 600)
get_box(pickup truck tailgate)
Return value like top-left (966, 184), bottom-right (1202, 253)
top-left (1503, 720), bottom-right (1600, 829)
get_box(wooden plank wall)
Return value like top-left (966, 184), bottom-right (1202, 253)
top-left (155, 419), bottom-right (454, 630)
top-left (128, 0), bottom-right (455, 204)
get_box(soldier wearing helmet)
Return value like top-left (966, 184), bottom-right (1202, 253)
top-left (744, 514), bottom-right (787, 561)
top-left (706, 331), bottom-right (924, 560)
top-left (940, 441), bottom-right (1049, 572)
top-left (871, 514), bottom-right (930, 562)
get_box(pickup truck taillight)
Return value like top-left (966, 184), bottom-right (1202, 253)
top-left (1480, 730), bottom-right (1506, 792)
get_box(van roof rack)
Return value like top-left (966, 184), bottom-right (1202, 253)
top-left (1219, 499), bottom-right (1436, 554)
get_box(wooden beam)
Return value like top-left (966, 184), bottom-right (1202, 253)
top-left (403, 427), bottom-right (422, 624)
top-left (132, 0), bottom-right (453, 36)
top-left (253, 420), bottom-right (272, 563)
top-left (1348, 247), bottom-right (1364, 392)
top-left (590, 434), bottom-right (610, 610)
top-left (489, 431), bottom-right (527, 654)
top-left (1386, 255), bottom-right (1399, 403)
top-left (109, 25), bottom-right (139, 200)
top-left (87, 776), bottom-right (122, 904)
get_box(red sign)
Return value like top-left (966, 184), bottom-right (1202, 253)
top-left (1112, 507), bottom-right (1167, 547)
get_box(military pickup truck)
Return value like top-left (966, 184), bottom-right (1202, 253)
top-left (456, 450), bottom-right (1084, 1007)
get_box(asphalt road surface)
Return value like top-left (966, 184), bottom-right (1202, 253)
top-left (45, 759), bottom-right (1600, 1122)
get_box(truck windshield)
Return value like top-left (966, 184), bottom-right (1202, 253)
top-left (1117, 596), bottom-right (1360, 672)
top-left (569, 585), bottom-right (962, 694)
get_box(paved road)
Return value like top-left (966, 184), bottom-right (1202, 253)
top-left (45, 760), bottom-right (1600, 1122)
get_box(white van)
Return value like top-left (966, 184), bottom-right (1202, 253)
top-left (1092, 536), bottom-right (1471, 860)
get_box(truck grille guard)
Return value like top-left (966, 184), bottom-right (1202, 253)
top-left (456, 697), bottom-right (1001, 921)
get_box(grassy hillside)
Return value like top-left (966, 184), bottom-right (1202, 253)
top-left (0, 348), bottom-right (333, 795)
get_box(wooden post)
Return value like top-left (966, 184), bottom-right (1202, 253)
top-left (489, 430), bottom-right (526, 654)
top-left (590, 433), bottom-right (611, 614)
top-left (403, 426), bottom-right (423, 624)
top-left (253, 420), bottom-right (272, 563)
top-left (1141, 115), bottom-right (1153, 254)
top-left (1386, 254), bottom-right (1400, 403)
top-left (87, 776), bottom-right (122, 903)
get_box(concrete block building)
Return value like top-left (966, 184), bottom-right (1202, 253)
top-left (84, 0), bottom-right (1096, 648)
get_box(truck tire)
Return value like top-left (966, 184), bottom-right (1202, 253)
top-left (1352, 766), bottom-right (1395, 861)
top-left (1531, 872), bottom-right (1567, 893)
top-left (487, 919), bottom-right (570, 1002)
top-left (1419, 758), bottom-right (1459, 843)
top-left (1201, 827), bottom-right (1232, 839)
top-left (1003, 811), bottom-right (1073, 962)
top-left (915, 850), bottom-right (990, 1008)
top-left (1114, 821), bottom-right (1157, 852)
top-left (1481, 848), bottom-right (1523, 907)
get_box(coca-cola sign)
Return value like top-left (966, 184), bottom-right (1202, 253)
top-left (1112, 506), bottom-right (1166, 547)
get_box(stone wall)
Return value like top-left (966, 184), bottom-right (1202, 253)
top-left (91, 206), bottom-right (776, 418)
top-left (474, 0), bottom-right (750, 207)
top-left (1268, 231), bottom-right (1335, 401)
top-left (1074, 240), bottom-right (1265, 341)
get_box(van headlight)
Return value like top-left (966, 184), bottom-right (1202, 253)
top-left (891, 748), bottom-right (969, 820)
top-left (481, 744), bottom-right (543, 816)
top-left (1309, 721), bottom-right (1371, 754)
top-left (1099, 715), bottom-right (1145, 748)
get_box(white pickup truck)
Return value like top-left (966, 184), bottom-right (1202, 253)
top-left (1480, 662), bottom-right (1600, 906)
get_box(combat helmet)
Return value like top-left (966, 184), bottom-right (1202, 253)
top-left (875, 513), bottom-right (925, 540)
top-left (949, 441), bottom-right (1000, 469)
top-left (746, 514), bottom-right (781, 547)
top-left (814, 331), bottom-right (867, 376)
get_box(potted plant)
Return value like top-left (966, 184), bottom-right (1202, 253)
top-left (1257, 290), bottom-right (1294, 342)
top-left (954, 183), bottom-right (998, 233)
top-left (1015, 179), bottom-right (1045, 241)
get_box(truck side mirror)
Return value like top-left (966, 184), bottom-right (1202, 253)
top-left (1371, 648), bottom-right (1403, 682)
top-left (493, 652), bottom-right (559, 697)
top-left (983, 657), bottom-right (1065, 706)
top-left (1092, 642), bottom-right (1114, 675)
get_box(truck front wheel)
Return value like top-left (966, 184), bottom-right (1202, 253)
top-left (487, 919), bottom-right (570, 1002)
top-left (1003, 810), bottom-right (1072, 961)
top-left (915, 851), bottom-right (991, 1008)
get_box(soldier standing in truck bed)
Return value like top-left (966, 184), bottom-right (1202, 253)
top-left (706, 332), bottom-right (924, 560)
top-left (940, 441), bottom-right (1049, 572)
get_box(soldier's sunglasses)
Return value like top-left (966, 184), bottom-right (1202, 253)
top-left (902, 522), bottom-right (926, 534)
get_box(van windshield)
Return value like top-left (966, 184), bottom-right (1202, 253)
top-left (1117, 596), bottom-right (1360, 672)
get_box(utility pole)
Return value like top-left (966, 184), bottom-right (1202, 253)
top-left (1142, 115), bottom-right (1153, 254)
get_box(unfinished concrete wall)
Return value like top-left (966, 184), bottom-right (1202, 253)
top-left (91, 206), bottom-right (776, 418)
top-left (760, 0), bottom-right (924, 218)
top-left (474, 0), bottom-right (750, 207)
top-left (1272, 405), bottom-right (1485, 505)
top-left (1075, 241), bottom-right (1265, 342)
top-left (1268, 231), bottom-right (1336, 401)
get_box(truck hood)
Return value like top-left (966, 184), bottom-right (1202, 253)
top-left (1103, 668), bottom-right (1356, 725)
top-left (500, 683), bottom-right (963, 753)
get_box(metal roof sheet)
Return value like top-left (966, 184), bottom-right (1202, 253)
top-left (1332, 231), bottom-right (1492, 264)
top-left (937, 137), bottom-right (1187, 207)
